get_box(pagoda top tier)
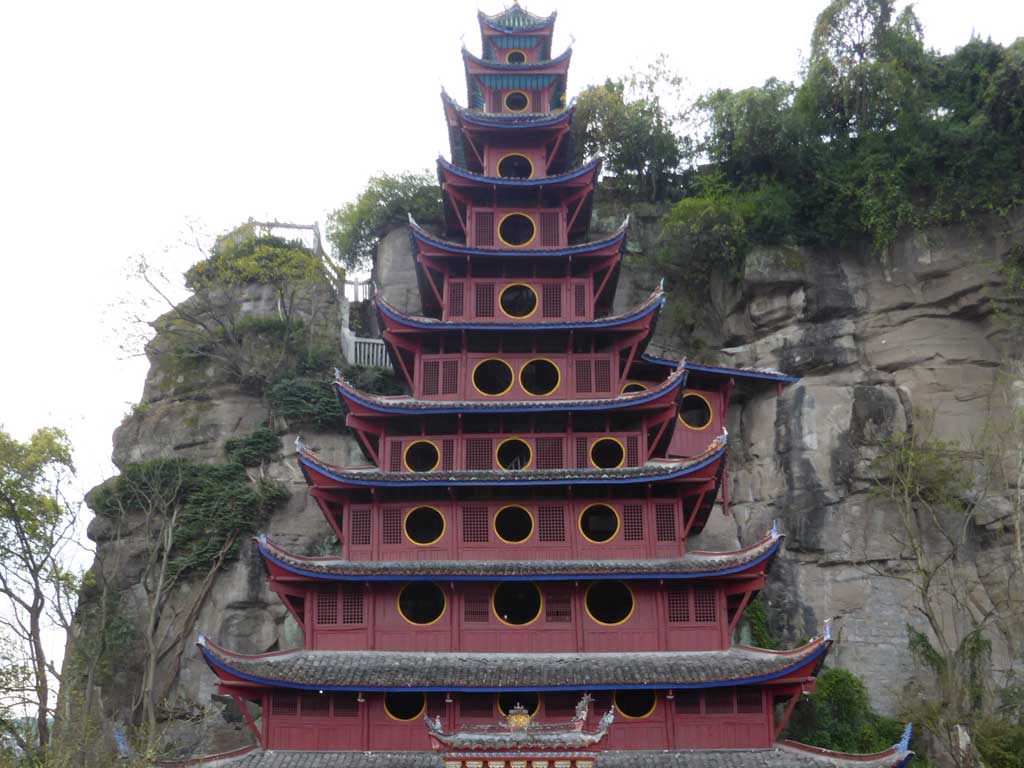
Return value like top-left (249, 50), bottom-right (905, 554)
top-left (479, 3), bottom-right (558, 59)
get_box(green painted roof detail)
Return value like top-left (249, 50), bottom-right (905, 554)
top-left (491, 35), bottom-right (540, 48)
top-left (481, 4), bottom-right (555, 31)
top-left (478, 73), bottom-right (557, 90)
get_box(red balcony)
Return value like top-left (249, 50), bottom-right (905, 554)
top-left (470, 207), bottom-right (565, 248)
top-left (443, 277), bottom-right (592, 321)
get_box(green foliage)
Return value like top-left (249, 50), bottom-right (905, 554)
top-left (974, 684), bottom-right (1024, 768)
top-left (64, 589), bottom-right (138, 690)
top-left (743, 595), bottom-right (779, 650)
top-left (340, 364), bottom-right (405, 396)
top-left (223, 428), bottom-right (281, 467)
top-left (326, 172), bottom-right (441, 271)
top-left (784, 667), bottom-right (906, 753)
top-left (91, 459), bottom-right (287, 584)
top-left (266, 376), bottom-right (345, 431)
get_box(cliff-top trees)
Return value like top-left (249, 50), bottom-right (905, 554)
top-left (0, 426), bottom-right (78, 760)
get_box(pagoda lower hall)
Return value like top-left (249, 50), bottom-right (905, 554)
top-left (194, 4), bottom-right (914, 767)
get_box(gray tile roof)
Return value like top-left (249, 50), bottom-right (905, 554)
top-left (200, 640), bottom-right (827, 690)
top-left (257, 533), bottom-right (781, 580)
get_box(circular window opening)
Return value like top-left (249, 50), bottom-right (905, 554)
top-left (404, 440), bottom-right (440, 472)
top-left (680, 393), bottom-right (713, 430)
top-left (496, 438), bottom-right (532, 471)
top-left (499, 283), bottom-right (538, 317)
top-left (405, 506), bottom-right (445, 545)
top-left (498, 692), bottom-right (539, 715)
top-left (493, 582), bottom-right (542, 625)
top-left (473, 358), bottom-right (514, 396)
top-left (586, 581), bottom-right (634, 625)
top-left (505, 50), bottom-right (527, 64)
top-left (519, 359), bottom-right (560, 396)
top-left (504, 91), bottom-right (529, 112)
top-left (495, 505), bottom-right (533, 543)
top-left (398, 582), bottom-right (446, 625)
top-left (498, 213), bottom-right (536, 247)
top-left (384, 692), bottom-right (426, 721)
top-left (621, 382), bottom-right (648, 394)
top-left (497, 154), bottom-right (534, 179)
top-left (590, 438), bottom-right (625, 469)
top-left (579, 504), bottom-right (619, 543)
top-left (614, 690), bottom-right (657, 719)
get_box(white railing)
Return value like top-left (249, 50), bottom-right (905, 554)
top-left (339, 283), bottom-right (392, 370)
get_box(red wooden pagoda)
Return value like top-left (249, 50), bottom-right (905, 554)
top-left (195, 4), bottom-right (914, 767)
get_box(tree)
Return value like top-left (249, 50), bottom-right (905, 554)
top-left (0, 426), bottom-right (78, 760)
top-left (326, 171), bottom-right (441, 271)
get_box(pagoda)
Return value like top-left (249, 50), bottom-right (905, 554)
top-left (195, 4), bottom-right (915, 767)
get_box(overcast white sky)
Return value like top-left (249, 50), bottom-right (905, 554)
top-left (1, 0), bottom-right (1021, 515)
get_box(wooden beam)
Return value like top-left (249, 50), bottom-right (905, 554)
top-left (233, 693), bottom-right (265, 749)
top-left (774, 690), bottom-right (801, 741)
top-left (728, 590), bottom-right (753, 636)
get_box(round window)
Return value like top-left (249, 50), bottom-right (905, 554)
top-left (498, 213), bottom-right (536, 246)
top-left (499, 283), bottom-right (538, 317)
top-left (504, 91), bottom-right (529, 112)
top-left (473, 358), bottom-right (515, 396)
top-left (404, 440), bottom-right (440, 472)
top-left (493, 582), bottom-right (542, 625)
top-left (498, 692), bottom-right (539, 715)
top-left (519, 359), bottom-right (560, 396)
top-left (579, 503), bottom-right (619, 543)
top-left (494, 505), bottom-right (533, 543)
top-left (614, 690), bottom-right (657, 719)
top-left (590, 438), bottom-right (625, 469)
top-left (621, 382), bottom-right (648, 394)
top-left (496, 438), bottom-right (532, 471)
top-left (680, 393), bottom-right (713, 430)
top-left (505, 50), bottom-right (527, 64)
top-left (585, 581), bottom-right (634, 625)
top-left (497, 154), bottom-right (534, 179)
top-left (404, 506), bottom-right (445, 545)
top-left (384, 692), bottom-right (426, 721)
top-left (398, 582), bottom-right (446, 625)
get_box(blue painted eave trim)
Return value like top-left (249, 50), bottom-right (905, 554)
top-left (298, 446), bottom-right (725, 488)
top-left (641, 354), bottom-right (800, 383)
top-left (201, 640), bottom-right (828, 694)
top-left (257, 537), bottom-right (782, 583)
top-left (411, 226), bottom-right (626, 258)
top-left (437, 156), bottom-right (598, 188)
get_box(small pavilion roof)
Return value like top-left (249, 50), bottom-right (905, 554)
top-left (256, 529), bottom-right (783, 583)
top-left (479, 4), bottom-right (557, 34)
top-left (463, 45), bottom-right (572, 73)
top-left (409, 214), bottom-right (626, 258)
top-left (198, 634), bottom-right (829, 692)
top-left (334, 361), bottom-right (685, 417)
top-left (296, 432), bottom-right (726, 490)
top-left (642, 354), bottom-right (800, 384)
top-left (443, 90), bottom-right (575, 129)
top-left (437, 155), bottom-right (599, 190)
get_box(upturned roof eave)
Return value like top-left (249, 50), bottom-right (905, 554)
top-left (436, 155), bottom-right (600, 190)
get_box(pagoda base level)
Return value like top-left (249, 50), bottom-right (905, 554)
top-left (164, 745), bottom-right (912, 768)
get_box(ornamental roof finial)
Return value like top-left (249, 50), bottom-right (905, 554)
top-left (769, 519), bottom-right (780, 539)
top-left (896, 723), bottom-right (913, 753)
top-left (823, 618), bottom-right (833, 642)
top-left (197, 633), bottom-right (207, 647)
top-left (333, 367), bottom-right (342, 380)
top-left (295, 435), bottom-right (306, 453)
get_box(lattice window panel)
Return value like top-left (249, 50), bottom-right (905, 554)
top-left (465, 438), bottom-right (493, 470)
top-left (542, 283), bottom-right (561, 318)
top-left (422, 360), bottom-right (440, 397)
top-left (655, 503), bottom-right (677, 542)
top-left (540, 211), bottom-right (560, 246)
top-left (301, 692), bottom-right (330, 717)
top-left (622, 504), bottom-right (644, 541)
top-left (442, 439), bottom-right (455, 471)
top-left (545, 592), bottom-right (572, 623)
top-left (333, 692), bottom-right (359, 717)
top-left (463, 591), bottom-right (490, 622)
top-left (674, 691), bottom-right (701, 714)
top-left (594, 360), bottom-right (612, 393)
top-left (341, 586), bottom-right (363, 624)
top-left (315, 591), bottom-right (338, 626)
top-left (475, 211), bottom-right (494, 246)
top-left (448, 282), bottom-right (465, 317)
top-left (575, 438), bottom-right (589, 469)
top-left (388, 442), bottom-right (403, 473)
top-left (575, 359), bottom-right (592, 393)
top-left (667, 586), bottom-right (690, 623)
top-left (535, 437), bottom-right (563, 470)
top-left (545, 692), bottom-right (578, 716)
top-left (574, 283), bottom-right (587, 317)
top-left (382, 508), bottom-right (402, 545)
top-left (736, 688), bottom-right (763, 713)
top-left (537, 505), bottom-right (565, 542)
top-left (272, 693), bottom-right (297, 716)
top-left (441, 360), bottom-right (459, 395)
top-left (694, 586), bottom-right (718, 623)
top-left (462, 507), bottom-right (489, 543)
top-left (704, 688), bottom-right (734, 715)
top-left (350, 508), bottom-right (371, 546)
top-left (475, 283), bottom-right (495, 317)
top-left (427, 695), bottom-right (445, 718)
top-left (626, 436), bottom-right (640, 467)
top-left (460, 694), bottom-right (493, 717)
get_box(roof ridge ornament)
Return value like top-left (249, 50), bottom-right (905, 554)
top-left (769, 519), bottom-right (780, 539)
top-left (295, 435), bottom-right (306, 453)
top-left (823, 617), bottom-right (833, 642)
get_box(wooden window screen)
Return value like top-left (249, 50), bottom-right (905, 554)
top-left (545, 592), bottom-right (572, 623)
top-left (422, 360), bottom-right (440, 397)
top-left (341, 586), bottom-right (363, 624)
top-left (542, 283), bottom-right (561, 317)
top-left (545, 692), bottom-right (578, 716)
top-left (704, 688), bottom-right (734, 715)
top-left (694, 587), bottom-right (717, 623)
top-left (442, 439), bottom-right (455, 471)
top-left (575, 359), bottom-right (592, 393)
top-left (448, 282), bottom-right (465, 317)
top-left (574, 284), bottom-right (587, 317)
top-left (441, 361), bottom-right (459, 395)
top-left (460, 694), bottom-right (493, 717)
top-left (622, 504), bottom-right (644, 541)
top-left (474, 211), bottom-right (495, 246)
top-left (350, 508), bottom-right (371, 546)
top-left (465, 438), bottom-right (493, 470)
top-left (462, 507), bottom-right (489, 543)
top-left (575, 438), bottom-right (589, 469)
top-left (382, 508), bottom-right (402, 545)
top-left (667, 586), bottom-right (690, 623)
top-left (540, 211), bottom-right (560, 246)
top-left (301, 692), bottom-right (330, 717)
top-left (388, 442), bottom-right (403, 473)
top-left (272, 693), bottom-right (297, 716)
top-left (537, 505), bottom-right (565, 541)
top-left (463, 591), bottom-right (490, 622)
top-left (736, 688), bottom-right (763, 713)
top-left (626, 436), bottom-right (640, 467)
top-left (674, 691), bottom-right (701, 714)
top-left (316, 591), bottom-right (338, 626)
top-left (655, 503), bottom-right (677, 542)
top-left (536, 437), bottom-right (563, 469)
top-left (475, 283), bottom-right (495, 317)
top-left (594, 360), bottom-right (612, 393)
top-left (333, 692), bottom-right (359, 717)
